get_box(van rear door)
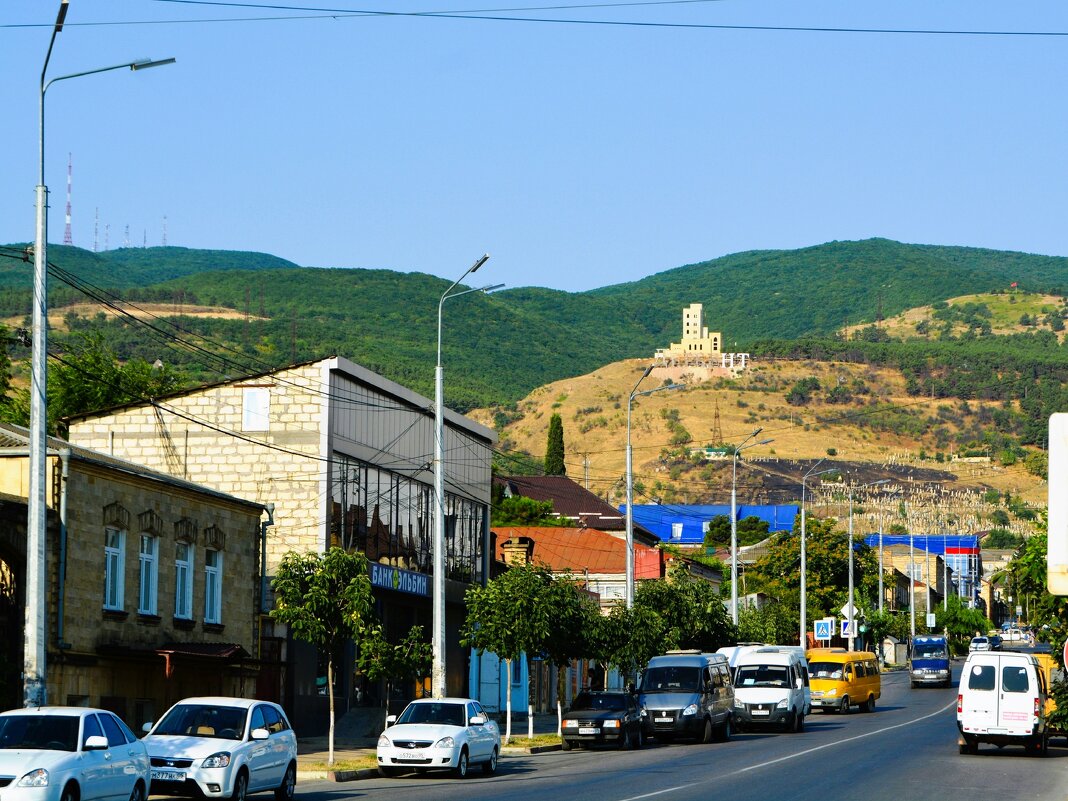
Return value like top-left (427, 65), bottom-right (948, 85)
top-left (997, 658), bottom-right (1035, 735)
top-left (961, 659), bottom-right (998, 733)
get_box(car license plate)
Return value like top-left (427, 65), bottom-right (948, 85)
top-left (654, 717), bottom-right (672, 723)
top-left (578, 727), bottom-right (598, 735)
top-left (151, 771), bottom-right (185, 782)
top-left (398, 751), bottom-right (420, 760)
top-left (752, 710), bottom-right (770, 716)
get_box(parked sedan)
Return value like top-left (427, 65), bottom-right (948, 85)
top-left (561, 691), bottom-right (643, 750)
top-left (142, 697), bottom-right (297, 801)
top-left (969, 636), bottom-right (991, 652)
top-left (0, 706), bottom-right (150, 801)
top-left (377, 698), bottom-right (500, 778)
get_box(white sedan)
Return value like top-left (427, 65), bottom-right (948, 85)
top-left (141, 697), bottom-right (297, 801)
top-left (377, 698), bottom-right (500, 778)
top-left (0, 706), bottom-right (150, 801)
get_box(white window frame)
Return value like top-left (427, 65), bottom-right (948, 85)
top-left (138, 534), bottom-right (159, 615)
top-left (242, 387), bottom-right (270, 432)
top-left (671, 522), bottom-right (684, 540)
top-left (175, 541), bottom-right (194, 619)
top-left (205, 549), bottom-right (223, 624)
top-left (104, 527), bottom-right (125, 611)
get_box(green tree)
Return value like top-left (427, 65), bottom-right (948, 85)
top-left (544, 413), bottom-right (566, 475)
top-left (271, 547), bottom-right (375, 765)
top-left (358, 625), bottom-right (432, 713)
top-left (634, 564), bottom-right (737, 653)
top-left (737, 602), bottom-right (797, 645)
top-left (491, 495), bottom-right (570, 526)
top-left (934, 596), bottom-right (993, 655)
top-left (589, 602), bottom-right (669, 679)
top-left (542, 576), bottom-right (600, 730)
top-left (462, 562), bottom-right (555, 742)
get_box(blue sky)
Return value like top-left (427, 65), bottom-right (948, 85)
top-left (2, 1), bottom-right (1067, 292)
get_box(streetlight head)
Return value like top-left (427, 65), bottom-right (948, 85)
top-left (479, 282), bottom-right (506, 293)
top-left (54, 0), bottom-right (70, 33)
top-left (470, 253), bottom-right (490, 273)
top-left (131, 57), bottom-right (176, 71)
top-left (757, 438), bottom-right (774, 446)
top-left (641, 365), bottom-right (653, 379)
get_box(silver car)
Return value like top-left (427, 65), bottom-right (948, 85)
top-left (142, 697), bottom-right (296, 801)
top-left (0, 706), bottom-right (150, 801)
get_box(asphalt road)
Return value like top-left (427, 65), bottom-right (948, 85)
top-left (298, 665), bottom-right (1068, 801)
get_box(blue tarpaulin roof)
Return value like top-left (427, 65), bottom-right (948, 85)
top-left (623, 504), bottom-right (799, 545)
top-left (863, 534), bottom-right (980, 554)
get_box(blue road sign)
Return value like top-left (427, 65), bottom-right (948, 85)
top-left (841, 619), bottom-right (853, 637)
top-left (814, 619), bottom-right (832, 640)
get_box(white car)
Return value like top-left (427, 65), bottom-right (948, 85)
top-left (142, 697), bottom-right (296, 801)
top-left (0, 706), bottom-right (150, 801)
top-left (969, 636), bottom-right (990, 652)
top-left (377, 697), bottom-right (500, 778)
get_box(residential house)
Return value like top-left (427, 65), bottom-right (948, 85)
top-left (0, 424), bottom-right (263, 725)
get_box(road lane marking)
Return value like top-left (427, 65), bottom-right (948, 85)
top-left (616, 699), bottom-right (957, 801)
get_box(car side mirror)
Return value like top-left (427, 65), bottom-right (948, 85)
top-left (469, 715), bottom-right (486, 726)
top-left (84, 735), bottom-right (109, 751)
top-left (626, 682), bottom-right (636, 695)
top-left (385, 715), bottom-right (397, 727)
top-left (251, 728), bottom-right (270, 741)
top-left (795, 678), bottom-right (803, 689)
top-left (142, 722), bottom-right (153, 734)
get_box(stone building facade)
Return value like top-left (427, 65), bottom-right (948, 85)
top-left (0, 424), bottom-right (263, 724)
top-left (66, 356), bottom-right (496, 731)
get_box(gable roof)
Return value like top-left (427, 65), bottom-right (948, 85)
top-left (492, 525), bottom-right (662, 578)
top-left (496, 475), bottom-right (657, 543)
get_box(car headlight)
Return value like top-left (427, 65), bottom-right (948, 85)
top-left (201, 753), bottom-right (232, 769)
top-left (18, 769), bottom-right (49, 788)
top-left (776, 698), bottom-right (789, 709)
top-left (681, 704), bottom-right (698, 717)
top-left (912, 670), bottom-right (923, 676)
top-left (824, 688), bottom-right (837, 697)
top-left (639, 708), bottom-right (647, 718)
top-left (602, 719), bottom-right (621, 729)
top-left (433, 736), bottom-right (456, 749)
top-left (377, 735), bottom-right (391, 747)
top-left (734, 698), bottom-right (744, 708)
top-left (563, 720), bottom-right (579, 728)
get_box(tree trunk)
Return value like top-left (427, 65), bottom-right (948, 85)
top-left (556, 662), bottom-right (567, 736)
top-left (504, 658), bottom-right (513, 744)
top-left (327, 658), bottom-right (335, 767)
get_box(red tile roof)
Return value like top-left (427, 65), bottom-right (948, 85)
top-left (493, 526), bottom-right (661, 578)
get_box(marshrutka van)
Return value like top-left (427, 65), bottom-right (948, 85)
top-left (957, 650), bottom-right (1050, 755)
top-left (732, 647), bottom-right (811, 733)
top-left (806, 649), bottom-right (881, 714)
top-left (638, 651), bottom-right (734, 743)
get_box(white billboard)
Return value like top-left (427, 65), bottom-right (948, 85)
top-left (1049, 414), bottom-right (1068, 595)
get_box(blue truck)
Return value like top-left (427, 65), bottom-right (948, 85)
top-left (910, 635), bottom-right (951, 688)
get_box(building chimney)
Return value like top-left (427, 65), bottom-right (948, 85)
top-left (502, 535), bottom-right (535, 567)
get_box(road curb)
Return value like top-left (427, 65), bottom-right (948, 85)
top-left (297, 767), bottom-right (379, 783)
top-left (502, 744), bottom-right (562, 754)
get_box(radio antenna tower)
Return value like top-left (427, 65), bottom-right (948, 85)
top-left (93, 207), bottom-right (99, 252)
top-left (104, 223), bottom-right (110, 251)
top-left (162, 215), bottom-right (168, 246)
top-left (123, 225), bottom-right (130, 248)
top-left (63, 154), bottom-right (73, 245)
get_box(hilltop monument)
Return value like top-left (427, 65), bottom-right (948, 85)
top-left (654, 302), bottom-right (749, 374)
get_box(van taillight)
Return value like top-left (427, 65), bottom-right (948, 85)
top-left (1034, 697), bottom-right (1040, 715)
top-left (957, 694), bottom-right (963, 714)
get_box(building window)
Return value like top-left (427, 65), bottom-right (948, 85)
top-left (175, 541), bottom-right (193, 619)
top-left (104, 527), bottom-right (125, 610)
top-left (138, 534), bottom-right (158, 615)
top-left (204, 549), bottom-right (222, 624)
top-left (671, 523), bottom-right (683, 540)
top-left (242, 387), bottom-right (270, 432)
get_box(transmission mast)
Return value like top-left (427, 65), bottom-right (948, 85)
top-left (711, 397), bottom-right (724, 445)
top-left (63, 154), bottom-right (73, 245)
top-left (162, 215), bottom-right (168, 246)
top-left (93, 207), bottom-right (99, 252)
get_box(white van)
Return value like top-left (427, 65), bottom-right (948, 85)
top-left (732, 647), bottom-right (811, 733)
top-left (957, 651), bottom-right (1050, 755)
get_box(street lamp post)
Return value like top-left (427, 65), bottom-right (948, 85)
top-left (799, 461), bottom-right (835, 648)
top-left (625, 369), bottom-right (682, 608)
top-left (846, 479), bottom-right (888, 651)
top-left (26, 1), bottom-right (174, 706)
top-left (432, 254), bottom-right (501, 699)
top-left (730, 429), bottom-right (773, 626)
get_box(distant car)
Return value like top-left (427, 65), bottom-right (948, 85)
top-left (989, 635), bottom-right (1003, 651)
top-left (969, 637), bottom-right (990, 652)
top-left (377, 698), bottom-right (500, 779)
top-left (0, 706), bottom-right (150, 801)
top-left (561, 691), bottom-right (644, 750)
top-left (142, 697), bottom-right (297, 801)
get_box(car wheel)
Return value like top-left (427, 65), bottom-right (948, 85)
top-left (229, 771), bottom-right (248, 801)
top-left (839, 696), bottom-right (850, 715)
top-left (863, 696), bottom-right (876, 713)
top-left (60, 784), bottom-right (78, 801)
top-left (621, 729), bottom-right (632, 750)
top-left (561, 737), bottom-right (573, 751)
top-left (700, 717), bottom-right (713, 744)
top-left (796, 714), bottom-right (804, 733)
top-left (128, 781), bottom-right (145, 801)
top-left (453, 748), bottom-right (469, 778)
top-left (377, 766), bottom-right (402, 778)
top-left (782, 712), bottom-right (795, 733)
top-left (482, 747), bottom-right (498, 775)
top-left (716, 716), bottom-right (732, 742)
top-left (633, 727), bottom-right (644, 749)
top-left (275, 762), bottom-right (296, 801)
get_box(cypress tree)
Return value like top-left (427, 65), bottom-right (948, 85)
top-left (544, 413), bottom-right (566, 475)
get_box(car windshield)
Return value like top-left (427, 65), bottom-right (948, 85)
top-left (571, 693), bottom-right (626, 711)
top-left (0, 714), bottom-right (79, 752)
top-left (396, 702), bottom-right (467, 727)
top-left (736, 665), bottom-right (790, 687)
top-left (914, 643), bottom-right (948, 659)
top-left (972, 638), bottom-right (988, 644)
top-left (152, 704), bottom-right (247, 739)
top-left (809, 662), bottom-right (845, 680)
top-left (639, 666), bottom-right (702, 693)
